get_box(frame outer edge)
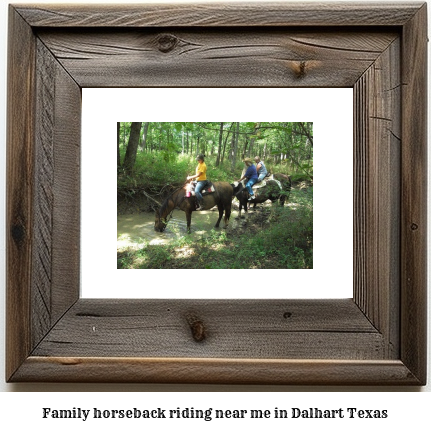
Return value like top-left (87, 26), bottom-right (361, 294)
top-left (13, 2), bottom-right (425, 27)
top-left (11, 357), bottom-right (422, 385)
top-left (5, 2), bottom-right (428, 385)
top-left (400, 3), bottom-right (428, 384)
top-left (6, 6), bottom-right (37, 380)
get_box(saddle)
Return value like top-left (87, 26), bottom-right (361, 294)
top-left (187, 181), bottom-right (216, 196)
top-left (249, 174), bottom-right (282, 191)
top-left (202, 181), bottom-right (216, 195)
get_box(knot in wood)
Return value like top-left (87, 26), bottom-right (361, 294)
top-left (11, 222), bottom-right (26, 246)
top-left (186, 314), bottom-right (206, 342)
top-left (293, 61), bottom-right (307, 78)
top-left (157, 34), bottom-right (178, 53)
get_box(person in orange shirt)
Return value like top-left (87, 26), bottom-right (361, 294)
top-left (187, 154), bottom-right (208, 210)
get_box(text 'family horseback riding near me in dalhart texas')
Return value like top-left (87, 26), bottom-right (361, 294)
top-left (41, 406), bottom-right (388, 421)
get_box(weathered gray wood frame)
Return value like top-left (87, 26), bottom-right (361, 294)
top-left (6, 2), bottom-right (427, 384)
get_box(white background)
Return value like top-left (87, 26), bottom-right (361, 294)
top-left (82, 87), bottom-right (353, 299)
top-left (0, 0), bottom-right (429, 420)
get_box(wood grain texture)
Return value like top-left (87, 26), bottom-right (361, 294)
top-left (32, 40), bottom-right (56, 347)
top-left (37, 29), bottom-right (398, 88)
top-left (15, 2), bottom-right (423, 27)
top-left (32, 299), bottom-right (383, 359)
top-left (32, 39), bottom-right (81, 348)
top-left (7, 6), bottom-right (81, 382)
top-left (400, 3), bottom-right (428, 384)
top-left (12, 358), bottom-right (420, 385)
top-left (353, 38), bottom-right (401, 358)
top-left (6, 7), bottom-right (36, 381)
top-left (6, 2), bottom-right (427, 385)
top-left (50, 53), bottom-right (81, 324)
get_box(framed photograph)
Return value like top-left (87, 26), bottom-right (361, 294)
top-left (84, 88), bottom-right (351, 299)
top-left (6, 2), bottom-right (427, 384)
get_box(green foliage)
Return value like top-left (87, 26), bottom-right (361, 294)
top-left (118, 152), bottom-right (193, 190)
top-left (118, 122), bottom-right (313, 179)
top-left (118, 151), bottom-right (244, 194)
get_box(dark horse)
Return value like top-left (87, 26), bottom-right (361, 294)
top-left (234, 173), bottom-right (292, 218)
top-left (155, 182), bottom-right (234, 233)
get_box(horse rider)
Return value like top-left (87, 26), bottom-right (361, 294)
top-left (187, 154), bottom-right (208, 210)
top-left (254, 156), bottom-right (268, 182)
top-left (237, 157), bottom-right (258, 201)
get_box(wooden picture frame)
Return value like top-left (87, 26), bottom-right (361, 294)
top-left (6, 2), bottom-right (427, 385)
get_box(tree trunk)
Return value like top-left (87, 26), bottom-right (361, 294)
top-left (216, 122), bottom-right (223, 167)
top-left (117, 122), bottom-right (121, 167)
top-left (231, 122), bottom-right (240, 172)
top-left (139, 122), bottom-right (149, 152)
top-left (221, 122), bottom-right (234, 164)
top-left (242, 138), bottom-right (248, 159)
top-left (123, 122), bottom-right (142, 174)
top-left (181, 124), bottom-right (185, 154)
top-left (248, 122), bottom-right (260, 157)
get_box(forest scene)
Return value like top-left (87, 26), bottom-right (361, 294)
top-left (117, 122), bottom-right (313, 269)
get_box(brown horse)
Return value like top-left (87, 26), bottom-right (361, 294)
top-left (234, 173), bottom-right (292, 218)
top-left (154, 182), bottom-right (234, 233)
